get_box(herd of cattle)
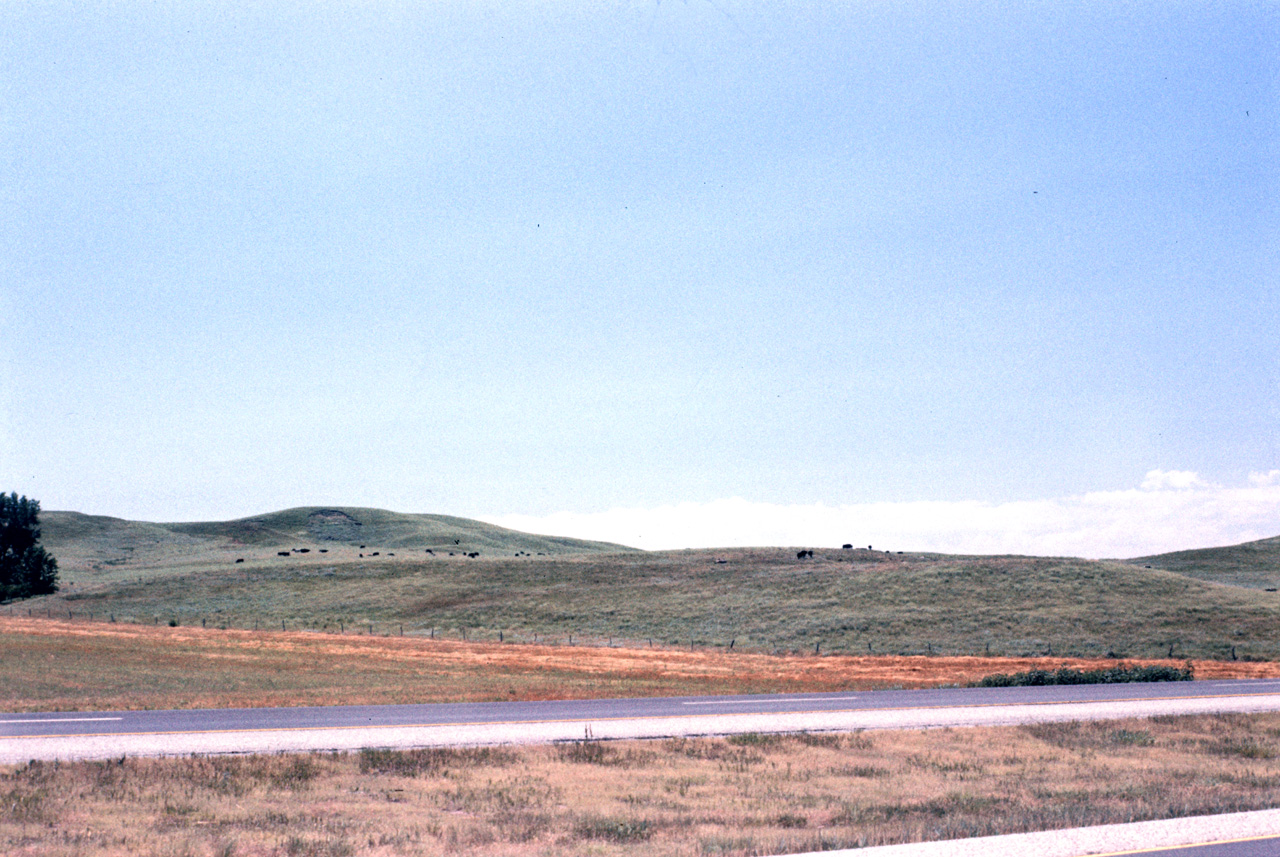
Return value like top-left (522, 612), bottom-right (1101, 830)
top-left (236, 544), bottom-right (896, 564)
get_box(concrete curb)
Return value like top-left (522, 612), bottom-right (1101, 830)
top-left (782, 808), bottom-right (1280, 856)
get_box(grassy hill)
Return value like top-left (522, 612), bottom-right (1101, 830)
top-left (41, 507), bottom-right (635, 583)
top-left (21, 540), bottom-right (1280, 662)
top-left (1127, 535), bottom-right (1280, 590)
top-left (27, 509), bottom-right (1280, 662)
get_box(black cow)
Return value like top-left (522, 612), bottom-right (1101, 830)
top-left (235, 558), bottom-right (244, 563)
top-left (277, 551), bottom-right (290, 557)
top-left (842, 544), bottom-right (853, 549)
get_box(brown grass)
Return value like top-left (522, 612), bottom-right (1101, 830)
top-left (4, 712), bottom-right (1280, 855)
top-left (3, 616), bottom-right (1277, 713)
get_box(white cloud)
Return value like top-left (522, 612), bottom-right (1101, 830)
top-left (481, 473), bottom-right (1280, 559)
top-left (1249, 470), bottom-right (1280, 487)
top-left (1139, 469), bottom-right (1211, 491)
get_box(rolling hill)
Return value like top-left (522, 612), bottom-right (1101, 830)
top-left (25, 509), bottom-right (1280, 662)
top-left (1127, 534), bottom-right (1280, 590)
top-left (41, 506), bottom-right (635, 582)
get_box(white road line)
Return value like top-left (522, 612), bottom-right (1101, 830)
top-left (0, 717), bottom-right (123, 724)
top-left (682, 696), bottom-right (861, 705)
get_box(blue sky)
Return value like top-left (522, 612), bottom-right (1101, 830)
top-left (2, 2), bottom-right (1277, 554)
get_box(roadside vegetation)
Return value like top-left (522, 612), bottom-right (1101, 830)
top-left (973, 663), bottom-right (1195, 688)
top-left (5, 712), bottom-right (1280, 856)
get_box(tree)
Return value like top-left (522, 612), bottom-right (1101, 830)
top-left (0, 493), bottom-right (59, 600)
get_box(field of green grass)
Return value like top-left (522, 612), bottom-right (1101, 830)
top-left (19, 509), bottom-right (1280, 661)
top-left (1129, 535), bottom-right (1280, 590)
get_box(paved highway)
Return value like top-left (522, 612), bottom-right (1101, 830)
top-left (5, 678), bottom-right (1280, 763)
top-left (811, 809), bottom-right (1280, 856)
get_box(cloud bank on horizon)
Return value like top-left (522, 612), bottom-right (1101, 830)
top-left (483, 470), bottom-right (1280, 558)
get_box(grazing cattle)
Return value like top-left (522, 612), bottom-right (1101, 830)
top-left (235, 558), bottom-right (244, 563)
top-left (319, 549), bottom-right (328, 553)
top-left (796, 550), bottom-right (813, 559)
top-left (387, 552), bottom-right (394, 556)
top-left (468, 552), bottom-right (479, 558)
top-left (842, 544), bottom-right (853, 550)
top-left (425, 549), bottom-right (434, 555)
top-left (296, 548), bottom-right (310, 553)
top-left (277, 551), bottom-right (290, 557)
top-left (371, 552), bottom-right (380, 556)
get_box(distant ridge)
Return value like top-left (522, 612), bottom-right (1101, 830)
top-left (41, 506), bottom-right (637, 575)
top-left (1127, 534), bottom-right (1280, 590)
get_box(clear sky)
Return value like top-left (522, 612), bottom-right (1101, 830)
top-left (2, 1), bottom-right (1277, 556)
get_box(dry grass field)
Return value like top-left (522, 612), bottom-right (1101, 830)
top-left (2, 616), bottom-right (1277, 713)
top-left (5, 712), bottom-right (1280, 856)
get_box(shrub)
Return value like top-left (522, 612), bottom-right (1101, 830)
top-left (974, 663), bottom-right (1193, 688)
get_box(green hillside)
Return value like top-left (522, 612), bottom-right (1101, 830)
top-left (41, 507), bottom-right (635, 583)
top-left (27, 510), bottom-right (1280, 662)
top-left (23, 544), bottom-right (1280, 662)
top-left (1127, 535), bottom-right (1280, 590)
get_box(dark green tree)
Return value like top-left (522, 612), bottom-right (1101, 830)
top-left (0, 493), bottom-right (59, 600)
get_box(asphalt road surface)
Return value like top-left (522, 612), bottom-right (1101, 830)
top-left (1141, 838), bottom-right (1280, 856)
top-left (805, 810), bottom-right (1280, 856)
top-left (5, 678), bottom-right (1280, 764)
top-left (7, 682), bottom-right (1280, 857)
